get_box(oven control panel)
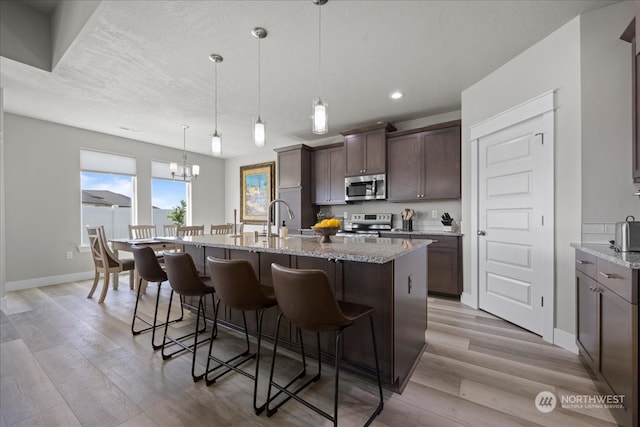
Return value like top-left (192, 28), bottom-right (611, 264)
top-left (350, 213), bottom-right (392, 223)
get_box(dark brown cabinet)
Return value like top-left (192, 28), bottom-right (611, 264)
top-left (312, 144), bottom-right (345, 205)
top-left (275, 145), bottom-right (315, 233)
top-left (574, 249), bottom-right (638, 427)
top-left (380, 232), bottom-right (462, 297)
top-left (342, 122), bottom-right (395, 176)
top-left (621, 18), bottom-right (640, 183)
top-left (387, 121), bottom-right (461, 201)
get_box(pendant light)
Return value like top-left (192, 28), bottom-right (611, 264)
top-left (312, 0), bottom-right (328, 135)
top-left (170, 125), bottom-right (200, 181)
top-left (209, 53), bottom-right (223, 157)
top-left (252, 27), bottom-right (267, 147)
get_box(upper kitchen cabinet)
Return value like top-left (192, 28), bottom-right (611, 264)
top-left (621, 18), bottom-right (640, 183)
top-left (312, 143), bottom-right (346, 205)
top-left (387, 120), bottom-right (461, 202)
top-left (274, 144), bottom-right (315, 232)
top-left (341, 122), bottom-right (396, 176)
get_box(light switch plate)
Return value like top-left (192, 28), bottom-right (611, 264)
top-left (431, 210), bottom-right (438, 219)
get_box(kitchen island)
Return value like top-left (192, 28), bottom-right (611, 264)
top-left (159, 234), bottom-right (430, 393)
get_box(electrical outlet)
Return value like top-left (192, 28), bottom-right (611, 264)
top-left (66, 251), bottom-right (73, 260)
top-left (431, 210), bottom-right (438, 219)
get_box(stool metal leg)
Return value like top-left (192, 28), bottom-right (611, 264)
top-left (161, 291), bottom-right (215, 376)
top-left (266, 316), bottom-right (320, 417)
top-left (365, 313), bottom-right (384, 426)
top-left (131, 278), bottom-right (184, 350)
top-left (267, 318), bottom-right (385, 426)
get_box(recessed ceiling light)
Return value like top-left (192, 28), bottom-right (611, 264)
top-left (390, 91), bottom-right (404, 100)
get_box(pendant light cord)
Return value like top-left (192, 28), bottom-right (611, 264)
top-left (318, 3), bottom-right (322, 98)
top-left (214, 61), bottom-right (218, 132)
top-left (258, 36), bottom-right (262, 118)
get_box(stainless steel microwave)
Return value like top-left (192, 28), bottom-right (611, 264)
top-left (345, 174), bottom-right (386, 201)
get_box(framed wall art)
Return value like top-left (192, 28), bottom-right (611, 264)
top-left (239, 161), bottom-right (275, 224)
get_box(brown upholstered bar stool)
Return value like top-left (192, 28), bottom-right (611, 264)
top-left (267, 263), bottom-right (384, 426)
top-left (130, 245), bottom-right (184, 349)
top-left (162, 252), bottom-right (216, 382)
top-left (205, 257), bottom-right (278, 414)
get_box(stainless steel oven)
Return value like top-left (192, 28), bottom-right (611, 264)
top-left (345, 174), bottom-right (386, 201)
top-left (338, 213), bottom-right (393, 237)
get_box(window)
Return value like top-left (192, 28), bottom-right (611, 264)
top-left (151, 161), bottom-right (191, 231)
top-left (152, 178), bottom-right (188, 229)
top-left (80, 150), bottom-right (136, 245)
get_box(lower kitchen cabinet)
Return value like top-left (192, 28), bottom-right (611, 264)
top-left (381, 233), bottom-right (462, 297)
top-left (574, 248), bottom-right (638, 427)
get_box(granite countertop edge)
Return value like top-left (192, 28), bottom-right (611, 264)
top-left (571, 243), bottom-right (640, 269)
top-left (158, 235), bottom-right (431, 264)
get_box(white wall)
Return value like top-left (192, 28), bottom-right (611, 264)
top-left (462, 17), bottom-right (583, 334)
top-left (1, 88), bottom-right (5, 309)
top-left (3, 114), bottom-right (225, 285)
top-left (461, 1), bottom-right (636, 336)
top-left (581, 1), bottom-right (638, 225)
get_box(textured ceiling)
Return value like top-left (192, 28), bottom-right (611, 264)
top-left (1, 0), bottom-right (619, 158)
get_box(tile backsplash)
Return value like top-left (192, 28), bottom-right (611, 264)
top-left (581, 223), bottom-right (616, 244)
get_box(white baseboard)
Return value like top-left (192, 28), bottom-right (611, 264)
top-left (6, 271), bottom-right (95, 292)
top-left (0, 296), bottom-right (7, 313)
top-left (460, 291), bottom-right (477, 309)
top-left (553, 328), bottom-right (578, 354)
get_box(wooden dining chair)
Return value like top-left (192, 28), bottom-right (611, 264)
top-left (164, 224), bottom-right (178, 237)
top-left (210, 224), bottom-right (233, 235)
top-left (129, 225), bottom-right (157, 239)
top-left (177, 225), bottom-right (205, 237)
top-left (86, 225), bottom-right (135, 303)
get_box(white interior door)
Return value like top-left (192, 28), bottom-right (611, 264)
top-left (477, 112), bottom-right (553, 336)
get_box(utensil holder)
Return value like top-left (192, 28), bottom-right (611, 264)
top-left (402, 220), bottom-right (413, 231)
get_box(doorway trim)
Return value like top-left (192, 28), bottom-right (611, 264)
top-left (468, 90), bottom-right (555, 343)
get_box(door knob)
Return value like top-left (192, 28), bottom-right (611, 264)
top-left (477, 230), bottom-right (486, 236)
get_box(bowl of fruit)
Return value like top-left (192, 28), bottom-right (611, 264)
top-left (311, 218), bottom-right (342, 243)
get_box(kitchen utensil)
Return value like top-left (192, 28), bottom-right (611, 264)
top-left (614, 215), bottom-right (640, 252)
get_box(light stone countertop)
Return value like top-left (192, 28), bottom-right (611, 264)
top-left (159, 234), bottom-right (431, 264)
top-left (571, 243), bottom-right (640, 269)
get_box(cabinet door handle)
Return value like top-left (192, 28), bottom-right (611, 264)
top-left (576, 260), bottom-right (591, 265)
top-left (598, 272), bottom-right (618, 279)
top-left (589, 286), bottom-right (596, 292)
top-left (408, 274), bottom-right (413, 294)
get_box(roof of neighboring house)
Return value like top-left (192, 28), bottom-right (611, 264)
top-left (82, 190), bottom-right (131, 207)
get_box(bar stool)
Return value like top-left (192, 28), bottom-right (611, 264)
top-left (162, 252), bottom-right (216, 382)
top-left (267, 263), bottom-right (384, 426)
top-left (205, 257), bottom-right (278, 414)
top-left (130, 245), bottom-right (184, 350)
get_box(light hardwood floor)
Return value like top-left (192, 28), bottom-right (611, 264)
top-left (0, 278), bottom-right (618, 427)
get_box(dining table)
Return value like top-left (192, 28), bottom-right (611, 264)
top-left (109, 238), bottom-right (179, 294)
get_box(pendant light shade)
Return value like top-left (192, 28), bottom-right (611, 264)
top-left (209, 53), bottom-right (223, 157)
top-left (254, 117), bottom-right (266, 147)
top-left (252, 27), bottom-right (267, 147)
top-left (312, 98), bottom-right (327, 135)
top-left (312, 0), bottom-right (328, 135)
top-left (211, 131), bottom-right (222, 157)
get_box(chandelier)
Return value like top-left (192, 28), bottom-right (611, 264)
top-left (170, 125), bottom-right (200, 181)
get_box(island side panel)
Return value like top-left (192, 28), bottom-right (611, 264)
top-left (341, 261), bottom-right (394, 385)
top-left (393, 245), bottom-right (427, 391)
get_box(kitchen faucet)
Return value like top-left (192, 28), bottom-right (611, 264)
top-left (266, 199), bottom-right (295, 239)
